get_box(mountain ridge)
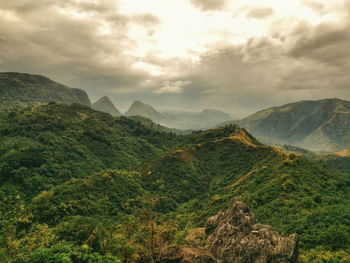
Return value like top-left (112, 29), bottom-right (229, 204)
top-left (229, 98), bottom-right (350, 152)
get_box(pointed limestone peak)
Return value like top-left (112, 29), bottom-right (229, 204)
top-left (92, 96), bottom-right (121, 116)
top-left (125, 100), bottom-right (162, 120)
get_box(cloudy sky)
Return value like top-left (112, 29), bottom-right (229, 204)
top-left (0, 0), bottom-right (350, 116)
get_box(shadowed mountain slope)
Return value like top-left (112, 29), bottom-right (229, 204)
top-left (234, 98), bottom-right (350, 152)
top-left (0, 72), bottom-right (91, 107)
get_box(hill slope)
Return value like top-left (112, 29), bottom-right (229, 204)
top-left (0, 72), bottom-right (91, 107)
top-left (92, 96), bottom-right (121, 116)
top-left (137, 125), bottom-right (350, 259)
top-left (235, 98), bottom-right (350, 152)
top-left (0, 102), bottom-right (179, 195)
top-left (0, 104), bottom-right (349, 262)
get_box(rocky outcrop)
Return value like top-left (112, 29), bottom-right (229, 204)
top-left (206, 201), bottom-right (298, 263)
top-left (157, 201), bottom-right (298, 263)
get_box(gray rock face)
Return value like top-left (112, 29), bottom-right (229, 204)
top-left (157, 201), bottom-right (298, 263)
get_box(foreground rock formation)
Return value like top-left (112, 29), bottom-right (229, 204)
top-left (157, 201), bottom-right (298, 263)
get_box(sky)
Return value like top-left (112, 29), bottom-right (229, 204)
top-left (0, 0), bottom-right (349, 117)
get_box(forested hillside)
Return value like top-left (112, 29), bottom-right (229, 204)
top-left (0, 73), bottom-right (91, 108)
top-left (0, 103), bottom-right (349, 262)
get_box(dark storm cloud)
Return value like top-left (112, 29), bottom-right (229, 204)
top-left (246, 7), bottom-right (274, 19)
top-left (189, 0), bottom-right (228, 11)
top-left (0, 0), bottom-right (159, 98)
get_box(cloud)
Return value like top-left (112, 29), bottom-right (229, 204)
top-left (153, 80), bottom-right (191, 94)
top-left (130, 14), bottom-right (161, 26)
top-left (0, 0), bottom-right (349, 116)
top-left (0, 0), bottom-right (161, 98)
top-left (288, 22), bottom-right (350, 66)
top-left (189, 0), bottom-right (228, 11)
top-left (201, 88), bottom-right (219, 94)
top-left (303, 0), bottom-right (325, 12)
top-left (246, 7), bottom-right (274, 19)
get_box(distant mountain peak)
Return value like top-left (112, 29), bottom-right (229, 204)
top-left (92, 96), bottom-right (121, 116)
top-left (98, 95), bottom-right (110, 101)
top-left (125, 102), bottom-right (234, 129)
top-left (125, 100), bottom-right (162, 120)
top-left (201, 109), bottom-right (225, 113)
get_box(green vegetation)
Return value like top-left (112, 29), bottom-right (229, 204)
top-left (0, 72), bottom-right (91, 108)
top-left (128, 115), bottom-right (189, 135)
top-left (233, 98), bottom-right (350, 152)
top-left (317, 154), bottom-right (350, 175)
top-left (0, 103), bottom-right (349, 262)
top-left (0, 103), bottom-right (179, 195)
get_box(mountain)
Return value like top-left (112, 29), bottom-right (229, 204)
top-left (234, 98), bottom-right (350, 152)
top-left (0, 103), bottom-right (349, 262)
top-left (125, 101), bottom-right (232, 129)
top-left (125, 100), bottom-right (162, 121)
top-left (0, 72), bottom-right (91, 107)
top-left (92, 96), bottom-right (121, 116)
